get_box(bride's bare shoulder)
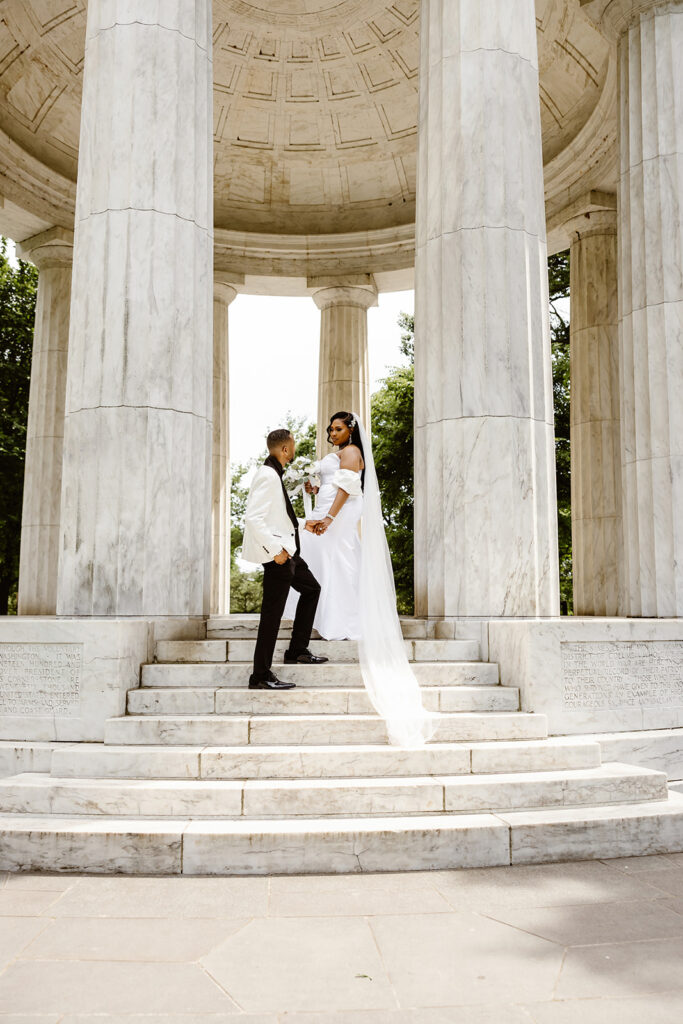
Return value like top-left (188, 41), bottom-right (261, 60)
top-left (339, 444), bottom-right (364, 470)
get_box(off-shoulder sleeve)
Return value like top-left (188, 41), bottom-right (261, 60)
top-left (332, 468), bottom-right (362, 496)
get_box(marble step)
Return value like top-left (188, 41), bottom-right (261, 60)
top-left (0, 764), bottom-right (666, 820)
top-left (3, 793), bottom-right (683, 874)
top-left (206, 615), bottom-right (437, 641)
top-left (104, 711), bottom-right (548, 747)
top-left (155, 638), bottom-right (481, 664)
top-left (50, 738), bottom-right (602, 781)
top-left (141, 661), bottom-right (500, 689)
top-left (127, 685), bottom-right (520, 716)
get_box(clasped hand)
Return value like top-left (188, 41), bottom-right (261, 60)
top-left (304, 518), bottom-right (330, 536)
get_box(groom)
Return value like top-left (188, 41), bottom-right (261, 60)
top-left (242, 428), bottom-right (329, 690)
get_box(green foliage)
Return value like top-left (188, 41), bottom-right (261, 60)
top-left (230, 413), bottom-right (316, 613)
top-left (371, 340), bottom-right (415, 615)
top-left (548, 251), bottom-right (572, 612)
top-left (0, 240), bottom-right (37, 614)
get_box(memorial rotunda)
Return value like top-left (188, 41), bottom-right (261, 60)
top-left (0, 0), bottom-right (681, 874)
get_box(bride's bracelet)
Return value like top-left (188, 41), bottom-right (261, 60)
top-left (325, 513), bottom-right (336, 520)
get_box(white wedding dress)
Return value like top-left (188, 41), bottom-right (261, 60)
top-left (285, 419), bottom-right (440, 748)
top-left (284, 451), bottom-right (363, 640)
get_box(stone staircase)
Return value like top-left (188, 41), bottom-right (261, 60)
top-left (1, 615), bottom-right (683, 875)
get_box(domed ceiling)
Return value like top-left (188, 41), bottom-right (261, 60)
top-left (0, 0), bottom-right (614, 242)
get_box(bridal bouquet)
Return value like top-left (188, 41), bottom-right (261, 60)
top-left (283, 457), bottom-right (321, 491)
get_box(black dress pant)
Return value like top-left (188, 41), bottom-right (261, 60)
top-left (251, 555), bottom-right (321, 681)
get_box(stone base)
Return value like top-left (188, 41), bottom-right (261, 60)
top-left (0, 617), bottom-right (204, 744)
top-left (488, 618), bottom-right (683, 736)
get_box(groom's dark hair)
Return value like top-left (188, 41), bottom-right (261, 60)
top-left (267, 428), bottom-right (293, 452)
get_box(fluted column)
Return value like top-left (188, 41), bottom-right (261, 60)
top-left (581, 0), bottom-right (683, 616)
top-left (565, 205), bottom-right (623, 615)
top-left (211, 282), bottom-right (236, 616)
top-left (312, 278), bottom-right (377, 457)
top-left (57, 0), bottom-right (213, 617)
top-left (16, 228), bottom-right (73, 615)
top-left (414, 0), bottom-right (560, 618)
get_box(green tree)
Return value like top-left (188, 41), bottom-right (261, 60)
top-left (0, 239), bottom-right (37, 614)
top-left (548, 251), bottom-right (572, 611)
top-left (230, 414), bottom-right (316, 613)
top-left (371, 314), bottom-right (415, 614)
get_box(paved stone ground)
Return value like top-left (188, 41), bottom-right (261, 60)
top-left (2, 855), bottom-right (683, 1021)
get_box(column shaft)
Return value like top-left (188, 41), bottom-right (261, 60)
top-left (617, 4), bottom-right (683, 615)
top-left (414, 0), bottom-right (560, 618)
top-left (57, 0), bottom-right (214, 617)
top-left (567, 210), bottom-right (623, 615)
top-left (313, 283), bottom-right (376, 457)
top-left (17, 230), bottom-right (73, 615)
top-left (211, 284), bottom-right (236, 616)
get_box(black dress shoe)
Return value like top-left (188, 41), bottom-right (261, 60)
top-left (284, 649), bottom-right (329, 665)
top-left (248, 675), bottom-right (296, 690)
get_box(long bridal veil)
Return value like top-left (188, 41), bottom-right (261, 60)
top-left (355, 416), bottom-right (440, 748)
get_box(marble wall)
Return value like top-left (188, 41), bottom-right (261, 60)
top-left (0, 618), bottom-right (151, 742)
top-left (56, 0), bottom-right (214, 617)
top-left (489, 617), bottom-right (683, 736)
top-left (413, 0), bottom-right (560, 618)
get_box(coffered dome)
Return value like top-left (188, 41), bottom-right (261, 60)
top-left (0, 0), bottom-right (616, 270)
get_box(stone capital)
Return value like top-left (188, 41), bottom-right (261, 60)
top-left (563, 208), bottom-right (618, 242)
top-left (213, 281), bottom-right (238, 306)
top-left (310, 275), bottom-right (378, 312)
top-left (580, 0), bottom-right (680, 39)
top-left (17, 226), bottom-right (74, 270)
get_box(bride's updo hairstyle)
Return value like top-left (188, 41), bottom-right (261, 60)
top-left (327, 411), bottom-right (365, 489)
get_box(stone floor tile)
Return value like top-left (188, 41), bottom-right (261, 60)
top-left (3, 872), bottom-right (77, 891)
top-left (370, 912), bottom-right (563, 1007)
top-left (267, 873), bottom-right (442, 895)
top-left (556, 937), bottom-right (683, 999)
top-left (268, 885), bottom-right (453, 918)
top-left (601, 853), bottom-right (683, 873)
top-left (482, 898), bottom-right (683, 946)
top-left (619, 867), bottom-right (683, 896)
top-left (0, 1016), bottom-right (60, 1024)
top-left (429, 861), bottom-right (668, 910)
top-left (0, 961), bottom-right (239, 1014)
top-left (59, 1017), bottom-right (275, 1024)
top-left (19, 917), bottom-right (251, 962)
top-left (274, 1009), bottom-right (535, 1023)
top-left (0, 917), bottom-right (51, 969)
top-left (49, 875), bottom-right (268, 918)
top-left (0, 890), bottom-right (64, 916)
top-left (200, 916), bottom-right (397, 1013)
top-left (524, 993), bottom-right (683, 1023)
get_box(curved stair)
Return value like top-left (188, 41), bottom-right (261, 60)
top-left (1, 616), bottom-right (682, 875)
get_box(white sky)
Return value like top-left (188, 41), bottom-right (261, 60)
top-left (229, 290), bottom-right (413, 463)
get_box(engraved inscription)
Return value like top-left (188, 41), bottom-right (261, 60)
top-left (562, 641), bottom-right (683, 710)
top-left (0, 643), bottom-right (82, 716)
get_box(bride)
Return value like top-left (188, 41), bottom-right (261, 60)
top-left (285, 411), bottom-right (438, 748)
top-left (286, 411), bottom-right (364, 640)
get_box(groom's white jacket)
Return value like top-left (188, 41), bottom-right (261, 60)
top-left (242, 465), bottom-right (298, 565)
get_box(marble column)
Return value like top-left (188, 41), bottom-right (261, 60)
top-left (211, 282), bottom-right (236, 616)
top-left (16, 228), bottom-right (73, 615)
top-left (57, 0), bottom-right (214, 617)
top-left (414, 0), bottom-right (560, 619)
top-left (581, 0), bottom-right (683, 616)
top-left (565, 205), bottom-right (623, 615)
top-left (312, 279), bottom-right (377, 457)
